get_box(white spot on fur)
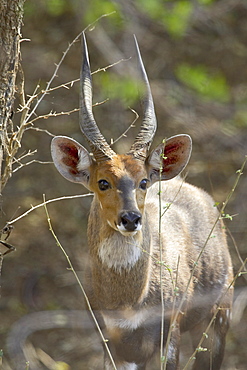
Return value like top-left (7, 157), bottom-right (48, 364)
top-left (77, 148), bottom-right (92, 170)
top-left (120, 363), bottom-right (137, 370)
top-left (105, 360), bottom-right (137, 370)
top-left (167, 342), bottom-right (176, 362)
top-left (148, 146), bottom-right (163, 168)
top-left (214, 333), bottom-right (222, 353)
top-left (102, 308), bottom-right (150, 331)
top-left (98, 233), bottom-right (141, 272)
top-left (226, 309), bottom-right (231, 320)
top-left (117, 222), bottom-right (142, 236)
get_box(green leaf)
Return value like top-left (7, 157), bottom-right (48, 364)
top-left (162, 1), bottom-right (193, 37)
top-left (137, 0), bottom-right (192, 38)
top-left (83, 0), bottom-right (121, 27)
top-left (137, 0), bottom-right (165, 19)
top-left (197, 0), bottom-right (214, 5)
top-left (233, 110), bottom-right (247, 127)
top-left (46, 0), bottom-right (67, 16)
top-left (23, 2), bottom-right (36, 17)
top-left (175, 64), bottom-right (230, 102)
top-left (98, 72), bottom-right (139, 106)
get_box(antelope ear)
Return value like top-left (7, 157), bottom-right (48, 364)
top-left (146, 135), bottom-right (192, 183)
top-left (51, 136), bottom-right (93, 189)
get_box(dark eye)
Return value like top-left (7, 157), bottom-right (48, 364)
top-left (139, 179), bottom-right (148, 190)
top-left (98, 179), bottom-right (111, 191)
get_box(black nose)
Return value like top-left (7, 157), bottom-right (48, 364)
top-left (120, 211), bottom-right (142, 232)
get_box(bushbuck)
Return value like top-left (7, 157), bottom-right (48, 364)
top-left (51, 34), bottom-right (233, 370)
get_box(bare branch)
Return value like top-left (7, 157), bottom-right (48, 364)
top-left (111, 108), bottom-right (139, 145)
top-left (24, 12), bottom-right (116, 125)
top-left (28, 108), bottom-right (79, 125)
top-left (13, 149), bottom-right (37, 163)
top-left (91, 57), bottom-right (130, 75)
top-left (27, 99), bottom-right (109, 127)
top-left (13, 159), bottom-right (52, 173)
top-left (27, 127), bottom-right (55, 137)
top-left (7, 193), bottom-right (93, 226)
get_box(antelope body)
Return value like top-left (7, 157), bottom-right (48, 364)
top-left (51, 34), bottom-right (233, 370)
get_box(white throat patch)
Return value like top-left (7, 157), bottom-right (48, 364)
top-left (98, 233), bottom-right (142, 273)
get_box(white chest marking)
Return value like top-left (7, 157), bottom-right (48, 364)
top-left (98, 233), bottom-right (141, 272)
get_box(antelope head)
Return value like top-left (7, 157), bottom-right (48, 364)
top-left (51, 34), bottom-right (192, 237)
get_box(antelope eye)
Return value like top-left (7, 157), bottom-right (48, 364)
top-left (139, 179), bottom-right (148, 190)
top-left (98, 179), bottom-right (111, 191)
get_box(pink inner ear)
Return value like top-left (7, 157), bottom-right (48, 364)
top-left (161, 141), bottom-right (183, 173)
top-left (59, 142), bottom-right (80, 175)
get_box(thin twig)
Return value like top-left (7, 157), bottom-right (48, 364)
top-left (92, 57), bottom-right (130, 75)
top-left (28, 108), bottom-right (79, 125)
top-left (158, 149), bottom-right (165, 370)
top-left (43, 195), bottom-right (117, 370)
top-left (13, 160), bottom-right (52, 173)
top-left (27, 97), bottom-right (109, 126)
top-left (179, 155), bottom-right (247, 369)
top-left (183, 257), bottom-right (247, 370)
top-left (28, 56), bottom-right (129, 98)
top-left (24, 12), bottom-right (116, 124)
top-left (27, 127), bottom-right (55, 137)
top-left (7, 194), bottom-right (93, 226)
top-left (111, 108), bottom-right (139, 145)
top-left (158, 155), bottom-right (247, 369)
top-left (13, 149), bottom-right (37, 163)
top-left (180, 156), bottom-right (246, 325)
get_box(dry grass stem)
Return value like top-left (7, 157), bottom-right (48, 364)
top-left (43, 195), bottom-right (117, 370)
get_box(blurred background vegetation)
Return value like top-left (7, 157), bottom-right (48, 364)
top-left (1, 0), bottom-right (247, 369)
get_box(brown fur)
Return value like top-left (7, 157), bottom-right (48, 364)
top-left (51, 35), bottom-right (233, 370)
top-left (52, 138), bottom-right (233, 369)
